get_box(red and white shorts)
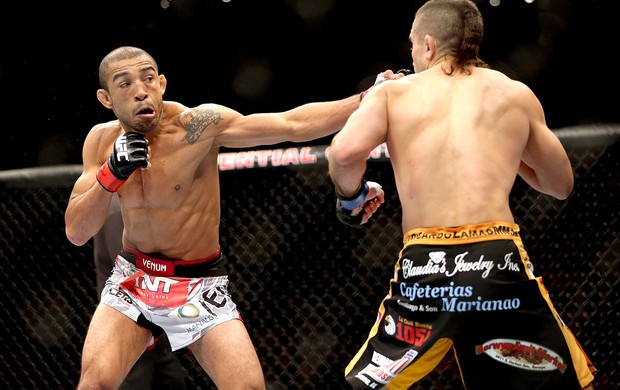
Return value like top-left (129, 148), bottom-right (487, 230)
top-left (100, 248), bottom-right (241, 351)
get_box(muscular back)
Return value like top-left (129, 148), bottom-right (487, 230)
top-left (382, 67), bottom-right (539, 231)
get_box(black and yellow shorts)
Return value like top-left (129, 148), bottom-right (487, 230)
top-left (345, 221), bottom-right (596, 390)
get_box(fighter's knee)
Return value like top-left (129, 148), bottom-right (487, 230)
top-left (209, 366), bottom-right (264, 390)
top-left (77, 371), bottom-right (122, 390)
top-left (216, 378), bottom-right (265, 390)
top-left (243, 383), bottom-right (265, 390)
top-left (236, 376), bottom-right (265, 390)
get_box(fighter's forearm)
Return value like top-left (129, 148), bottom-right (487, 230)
top-left (284, 95), bottom-right (360, 142)
top-left (65, 182), bottom-right (113, 246)
top-left (328, 159), bottom-right (368, 197)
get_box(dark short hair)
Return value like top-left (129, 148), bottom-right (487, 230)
top-left (98, 46), bottom-right (159, 89)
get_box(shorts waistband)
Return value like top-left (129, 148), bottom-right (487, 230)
top-left (403, 221), bottom-right (520, 244)
top-left (120, 246), bottom-right (227, 278)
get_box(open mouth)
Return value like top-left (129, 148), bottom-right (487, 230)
top-left (137, 107), bottom-right (154, 115)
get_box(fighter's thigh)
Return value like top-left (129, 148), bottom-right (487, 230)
top-left (80, 304), bottom-right (152, 382)
top-left (189, 319), bottom-right (264, 389)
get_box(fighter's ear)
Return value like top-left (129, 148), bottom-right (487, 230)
top-left (159, 74), bottom-right (167, 95)
top-left (96, 89), bottom-right (113, 109)
top-left (424, 34), bottom-right (436, 61)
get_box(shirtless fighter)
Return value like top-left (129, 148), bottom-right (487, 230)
top-left (328, 1), bottom-right (597, 389)
top-left (65, 46), bottom-right (401, 389)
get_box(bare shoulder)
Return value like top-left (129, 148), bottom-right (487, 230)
top-left (90, 119), bottom-right (121, 133)
top-left (175, 102), bottom-right (244, 144)
top-left (163, 100), bottom-right (189, 116)
top-left (78, 120), bottom-right (122, 167)
top-left (87, 119), bottom-right (122, 146)
top-left (182, 102), bottom-right (242, 117)
top-left (179, 103), bottom-right (242, 127)
top-left (471, 68), bottom-right (539, 112)
top-left (480, 68), bottom-right (534, 94)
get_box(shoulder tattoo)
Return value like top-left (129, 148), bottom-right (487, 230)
top-left (182, 107), bottom-right (223, 145)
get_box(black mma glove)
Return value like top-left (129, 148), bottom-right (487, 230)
top-left (96, 132), bottom-right (148, 192)
top-left (335, 180), bottom-right (383, 227)
top-left (360, 69), bottom-right (412, 100)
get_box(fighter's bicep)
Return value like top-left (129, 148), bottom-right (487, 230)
top-left (343, 100), bottom-right (388, 147)
top-left (213, 113), bottom-right (289, 148)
